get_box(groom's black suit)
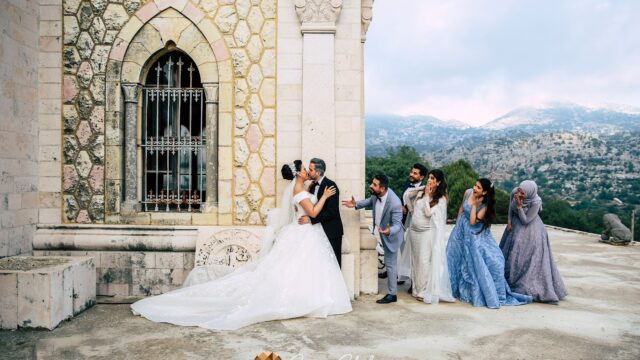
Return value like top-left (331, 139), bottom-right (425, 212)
top-left (310, 177), bottom-right (344, 268)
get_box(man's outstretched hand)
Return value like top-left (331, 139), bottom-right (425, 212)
top-left (342, 196), bottom-right (356, 208)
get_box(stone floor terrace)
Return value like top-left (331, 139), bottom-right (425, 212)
top-left (1, 225), bottom-right (639, 359)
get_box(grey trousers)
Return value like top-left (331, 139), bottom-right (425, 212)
top-left (383, 240), bottom-right (398, 295)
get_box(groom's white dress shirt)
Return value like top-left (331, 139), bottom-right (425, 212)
top-left (313, 175), bottom-right (326, 197)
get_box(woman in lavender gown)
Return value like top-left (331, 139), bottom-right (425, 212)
top-left (446, 178), bottom-right (532, 308)
top-left (499, 180), bottom-right (567, 303)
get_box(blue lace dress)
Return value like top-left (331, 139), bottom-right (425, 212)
top-left (446, 190), bottom-right (532, 308)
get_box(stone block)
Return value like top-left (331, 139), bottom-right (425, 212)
top-left (0, 273), bottom-right (18, 329)
top-left (218, 213), bottom-right (232, 225)
top-left (155, 253), bottom-right (184, 269)
top-left (120, 212), bottom-right (150, 225)
top-left (39, 176), bottom-right (61, 193)
top-left (359, 249), bottom-right (378, 295)
top-left (342, 253), bottom-right (355, 300)
top-left (97, 268), bottom-right (124, 289)
top-left (130, 252), bottom-right (156, 269)
top-left (219, 112), bottom-right (233, 146)
top-left (150, 212), bottom-right (191, 225)
top-left (97, 283), bottom-right (129, 297)
top-left (38, 208), bottom-right (62, 224)
top-left (0, 256), bottom-right (96, 330)
top-left (135, 2), bottom-right (160, 23)
top-left (39, 20), bottom-right (62, 37)
top-left (183, 253), bottom-right (195, 270)
top-left (72, 258), bottom-right (96, 313)
top-left (100, 252), bottom-right (132, 268)
top-left (192, 212), bottom-right (217, 225)
top-left (117, 16), bottom-right (142, 43)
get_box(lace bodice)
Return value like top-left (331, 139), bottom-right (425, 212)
top-left (292, 191), bottom-right (317, 218)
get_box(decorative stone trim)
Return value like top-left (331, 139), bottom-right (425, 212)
top-left (294, 0), bottom-right (343, 33)
top-left (361, 0), bottom-right (374, 43)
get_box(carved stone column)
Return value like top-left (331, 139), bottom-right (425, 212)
top-left (295, 0), bottom-right (343, 33)
top-left (202, 82), bottom-right (219, 213)
top-left (295, 0), bottom-right (343, 171)
top-left (121, 83), bottom-right (142, 213)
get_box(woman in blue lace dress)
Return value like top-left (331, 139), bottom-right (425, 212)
top-left (446, 178), bottom-right (532, 308)
top-left (499, 180), bottom-right (567, 303)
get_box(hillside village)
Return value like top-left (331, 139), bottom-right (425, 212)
top-left (432, 131), bottom-right (640, 205)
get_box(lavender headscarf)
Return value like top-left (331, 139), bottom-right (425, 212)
top-left (511, 180), bottom-right (542, 212)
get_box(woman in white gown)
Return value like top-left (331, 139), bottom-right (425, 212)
top-left (131, 160), bottom-right (352, 330)
top-left (403, 169), bottom-right (454, 304)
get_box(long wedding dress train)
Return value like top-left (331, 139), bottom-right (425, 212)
top-left (131, 190), bottom-right (352, 330)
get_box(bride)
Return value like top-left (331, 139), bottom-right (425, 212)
top-left (131, 160), bottom-right (352, 330)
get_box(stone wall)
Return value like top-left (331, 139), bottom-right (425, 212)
top-left (58, 0), bottom-right (277, 225)
top-left (0, 0), bottom-right (40, 258)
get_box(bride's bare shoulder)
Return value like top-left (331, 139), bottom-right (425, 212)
top-left (293, 190), bottom-right (310, 197)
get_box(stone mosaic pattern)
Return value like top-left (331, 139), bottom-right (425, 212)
top-left (61, 0), bottom-right (277, 225)
top-left (62, 0), bottom-right (145, 223)
top-left (221, 0), bottom-right (277, 225)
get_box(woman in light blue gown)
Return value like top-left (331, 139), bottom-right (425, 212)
top-left (446, 178), bottom-right (532, 308)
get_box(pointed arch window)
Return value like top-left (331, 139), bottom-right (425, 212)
top-left (141, 52), bottom-right (206, 212)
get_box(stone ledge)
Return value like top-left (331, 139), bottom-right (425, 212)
top-left (34, 225), bottom-right (199, 251)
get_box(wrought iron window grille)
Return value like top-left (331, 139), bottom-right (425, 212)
top-left (141, 52), bottom-right (207, 213)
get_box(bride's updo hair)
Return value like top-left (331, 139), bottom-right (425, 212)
top-left (281, 160), bottom-right (302, 180)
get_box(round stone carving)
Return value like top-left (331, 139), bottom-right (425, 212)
top-left (195, 229), bottom-right (261, 267)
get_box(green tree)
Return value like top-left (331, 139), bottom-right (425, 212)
top-left (494, 188), bottom-right (511, 224)
top-left (365, 145), bottom-right (430, 196)
top-left (440, 160), bottom-right (510, 222)
top-left (441, 160), bottom-right (477, 220)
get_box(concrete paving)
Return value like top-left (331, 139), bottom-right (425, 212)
top-left (2, 225), bottom-right (639, 360)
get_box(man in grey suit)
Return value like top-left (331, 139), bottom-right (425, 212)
top-left (342, 174), bottom-right (404, 304)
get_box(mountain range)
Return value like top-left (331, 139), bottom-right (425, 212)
top-left (366, 103), bottom-right (640, 204)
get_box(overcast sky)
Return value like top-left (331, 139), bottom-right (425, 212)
top-left (364, 0), bottom-right (640, 126)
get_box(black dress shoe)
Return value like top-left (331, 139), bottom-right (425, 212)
top-left (378, 271), bottom-right (388, 279)
top-left (376, 294), bottom-right (397, 304)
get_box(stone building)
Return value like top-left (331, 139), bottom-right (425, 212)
top-left (0, 0), bottom-right (377, 299)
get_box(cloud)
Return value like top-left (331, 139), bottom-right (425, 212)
top-left (364, 0), bottom-right (640, 126)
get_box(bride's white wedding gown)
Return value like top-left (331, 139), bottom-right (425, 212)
top-left (130, 190), bottom-right (352, 330)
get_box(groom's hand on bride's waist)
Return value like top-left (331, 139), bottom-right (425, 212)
top-left (298, 215), bottom-right (310, 224)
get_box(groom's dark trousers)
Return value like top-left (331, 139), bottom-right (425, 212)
top-left (311, 177), bottom-right (344, 268)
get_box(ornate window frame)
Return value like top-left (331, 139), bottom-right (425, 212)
top-left (104, 5), bottom-right (233, 225)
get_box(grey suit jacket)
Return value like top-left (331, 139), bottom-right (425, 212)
top-left (355, 188), bottom-right (404, 253)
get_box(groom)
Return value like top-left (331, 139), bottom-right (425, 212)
top-left (342, 174), bottom-right (404, 304)
top-left (298, 158), bottom-right (344, 268)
